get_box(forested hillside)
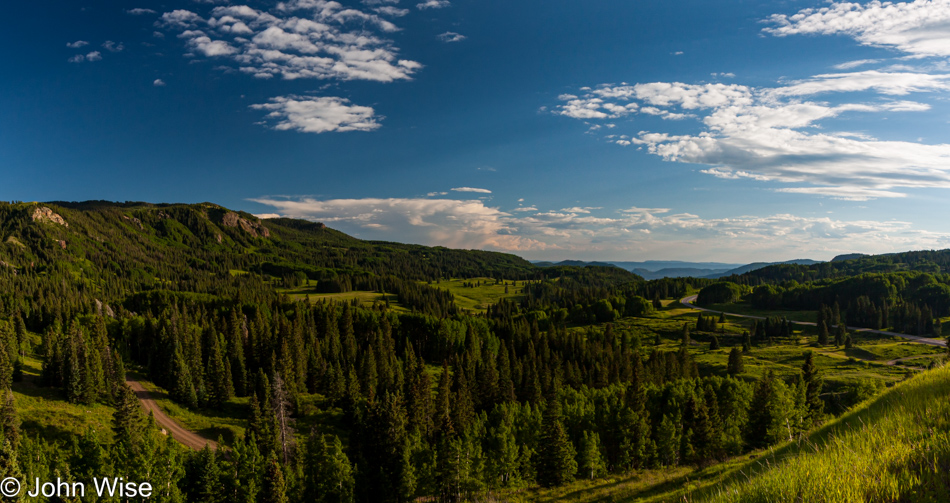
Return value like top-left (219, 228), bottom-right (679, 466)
top-left (0, 201), bottom-right (937, 503)
top-left (698, 250), bottom-right (950, 338)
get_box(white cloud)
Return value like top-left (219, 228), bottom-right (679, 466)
top-left (765, 0), bottom-right (950, 58)
top-left (512, 206), bottom-right (537, 212)
top-left (437, 31), bottom-right (466, 43)
top-left (769, 70), bottom-right (950, 97)
top-left (834, 59), bottom-right (881, 70)
top-left (160, 9), bottom-right (203, 28)
top-left (250, 96), bottom-right (381, 133)
top-left (127, 8), bottom-right (157, 15)
top-left (375, 6), bottom-right (409, 16)
top-left (251, 197), bottom-right (544, 251)
top-left (252, 196), bottom-right (950, 260)
top-left (451, 187), bottom-right (492, 194)
top-left (67, 40), bottom-right (88, 48)
top-left (85, 51), bottom-right (102, 62)
top-left (417, 0), bottom-right (450, 9)
top-left (153, 79), bottom-right (167, 86)
top-left (68, 54), bottom-right (85, 63)
top-left (427, 191), bottom-right (448, 197)
top-left (102, 40), bottom-right (124, 52)
top-left (157, 2), bottom-right (420, 83)
top-left (556, 69), bottom-right (950, 199)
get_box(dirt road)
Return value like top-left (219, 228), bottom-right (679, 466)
top-left (126, 379), bottom-right (218, 451)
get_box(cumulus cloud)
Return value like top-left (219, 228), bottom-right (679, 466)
top-left (250, 95), bottom-right (381, 133)
top-left (555, 69), bottom-right (950, 199)
top-left (67, 40), bottom-right (88, 48)
top-left (251, 196), bottom-right (544, 251)
top-left (437, 31), bottom-right (466, 43)
top-left (417, 0), bottom-right (450, 9)
top-left (153, 79), bottom-right (167, 86)
top-left (451, 187), bottom-right (492, 193)
top-left (765, 0), bottom-right (950, 58)
top-left (552, 0), bottom-right (950, 202)
top-left (252, 197), bottom-right (950, 260)
top-left (102, 40), bottom-right (124, 52)
top-left (156, 1), bottom-right (420, 82)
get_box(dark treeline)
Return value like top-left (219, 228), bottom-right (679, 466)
top-left (740, 271), bottom-right (949, 336)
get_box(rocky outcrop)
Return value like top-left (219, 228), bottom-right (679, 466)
top-left (122, 215), bottom-right (144, 230)
top-left (222, 212), bottom-right (270, 238)
top-left (32, 207), bottom-right (68, 227)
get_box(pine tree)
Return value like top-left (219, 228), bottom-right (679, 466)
top-left (305, 432), bottom-right (355, 503)
top-left (0, 390), bottom-right (19, 448)
top-left (258, 456), bottom-right (287, 503)
top-left (726, 347), bottom-right (744, 376)
top-left (742, 331), bottom-right (751, 352)
top-left (818, 321), bottom-right (829, 346)
top-left (184, 446), bottom-right (223, 503)
top-left (205, 330), bottom-right (232, 408)
top-left (0, 346), bottom-right (11, 390)
top-left (710, 335), bottom-right (720, 350)
top-left (112, 383), bottom-right (146, 475)
top-left (800, 351), bottom-right (824, 426)
top-left (536, 390), bottom-right (577, 487)
top-left (655, 414), bottom-right (679, 466)
top-left (844, 333), bottom-right (854, 349)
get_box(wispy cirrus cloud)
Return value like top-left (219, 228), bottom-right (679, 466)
top-left (451, 187), bottom-right (492, 193)
top-left (252, 196), bottom-right (950, 260)
top-left (66, 40), bottom-right (88, 48)
top-left (250, 96), bottom-right (381, 133)
top-left (127, 8), bottom-right (156, 15)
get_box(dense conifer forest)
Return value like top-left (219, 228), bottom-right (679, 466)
top-left (0, 201), bottom-right (947, 502)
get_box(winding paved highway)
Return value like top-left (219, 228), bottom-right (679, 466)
top-left (680, 295), bottom-right (946, 348)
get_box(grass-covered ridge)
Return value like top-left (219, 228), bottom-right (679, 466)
top-left (700, 363), bottom-right (950, 502)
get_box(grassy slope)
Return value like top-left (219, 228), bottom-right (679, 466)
top-left (13, 356), bottom-right (117, 444)
top-left (700, 363), bottom-right (950, 502)
top-left (429, 277), bottom-right (524, 312)
top-left (513, 362), bottom-right (950, 503)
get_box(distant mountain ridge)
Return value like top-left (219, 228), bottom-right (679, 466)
top-left (533, 259), bottom-right (821, 279)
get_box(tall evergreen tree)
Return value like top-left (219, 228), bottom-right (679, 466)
top-left (727, 347), bottom-right (744, 376)
top-left (800, 351), bottom-right (824, 426)
top-left (260, 456), bottom-right (288, 503)
top-left (536, 389), bottom-right (577, 487)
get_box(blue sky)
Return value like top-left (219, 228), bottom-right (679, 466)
top-left (4, 0), bottom-right (950, 262)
